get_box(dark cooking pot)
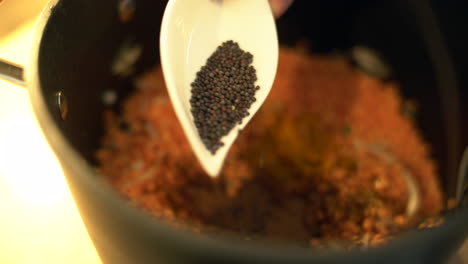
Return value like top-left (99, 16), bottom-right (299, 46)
top-left (0, 0), bottom-right (467, 263)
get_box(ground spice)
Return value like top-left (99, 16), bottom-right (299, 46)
top-left (190, 40), bottom-right (258, 154)
top-left (96, 47), bottom-right (443, 248)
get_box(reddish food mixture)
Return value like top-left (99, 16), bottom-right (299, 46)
top-left (96, 47), bottom-right (443, 247)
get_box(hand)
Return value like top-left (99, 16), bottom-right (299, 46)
top-left (269, 0), bottom-right (293, 18)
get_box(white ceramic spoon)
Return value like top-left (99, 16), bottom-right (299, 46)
top-left (160, 0), bottom-right (278, 177)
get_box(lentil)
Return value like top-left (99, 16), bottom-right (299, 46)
top-left (96, 47), bottom-right (443, 248)
top-left (190, 40), bottom-right (258, 154)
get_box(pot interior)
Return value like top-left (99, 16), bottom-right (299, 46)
top-left (38, 0), bottom-right (459, 195)
top-left (35, 0), bottom-right (465, 254)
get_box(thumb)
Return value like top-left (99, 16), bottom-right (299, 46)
top-left (269, 0), bottom-right (293, 18)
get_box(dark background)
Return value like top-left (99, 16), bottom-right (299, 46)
top-left (431, 0), bottom-right (468, 150)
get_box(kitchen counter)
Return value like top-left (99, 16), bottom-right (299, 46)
top-left (0, 20), bottom-right (102, 264)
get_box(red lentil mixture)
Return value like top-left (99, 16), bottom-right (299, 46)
top-left (96, 47), bottom-right (443, 248)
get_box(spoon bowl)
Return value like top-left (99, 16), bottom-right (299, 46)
top-left (160, 0), bottom-right (278, 177)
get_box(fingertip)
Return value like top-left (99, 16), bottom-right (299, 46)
top-left (269, 0), bottom-right (293, 18)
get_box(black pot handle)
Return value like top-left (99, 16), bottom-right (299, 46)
top-left (0, 58), bottom-right (26, 87)
top-left (457, 147), bottom-right (468, 208)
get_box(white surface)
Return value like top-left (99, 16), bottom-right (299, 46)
top-left (160, 0), bottom-right (278, 177)
top-left (0, 20), bottom-right (101, 264)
